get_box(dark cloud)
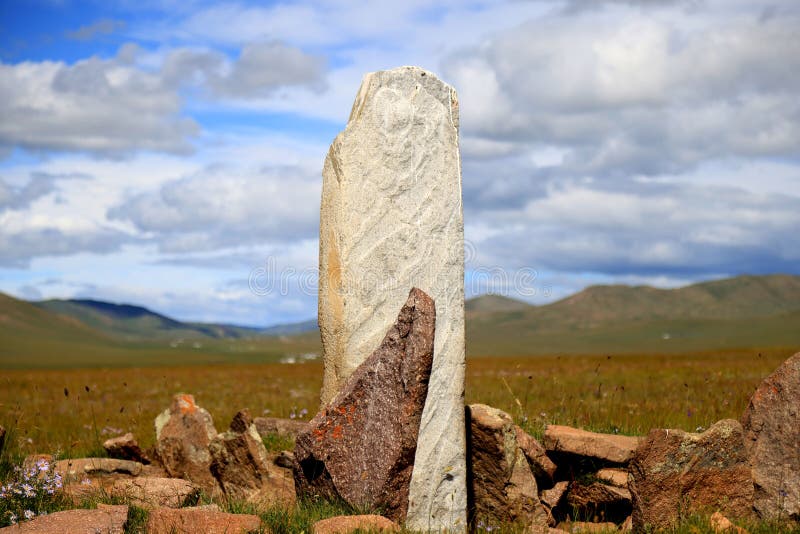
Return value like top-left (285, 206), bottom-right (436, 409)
top-left (0, 227), bottom-right (130, 268)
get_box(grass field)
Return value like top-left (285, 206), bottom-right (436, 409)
top-left (1, 347), bottom-right (795, 460)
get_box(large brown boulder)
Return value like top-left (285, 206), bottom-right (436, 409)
top-left (741, 351), bottom-right (800, 520)
top-left (145, 506), bottom-right (260, 534)
top-left (154, 394), bottom-right (218, 492)
top-left (629, 419), bottom-right (754, 531)
top-left (210, 409), bottom-right (295, 506)
top-left (468, 404), bottom-right (550, 529)
top-left (294, 288), bottom-right (435, 522)
top-left (0, 504), bottom-right (128, 534)
top-left (544, 425), bottom-right (639, 465)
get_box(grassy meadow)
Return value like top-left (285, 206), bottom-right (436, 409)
top-left (1, 347), bottom-right (794, 460)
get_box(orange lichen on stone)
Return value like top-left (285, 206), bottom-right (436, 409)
top-left (332, 426), bottom-right (343, 439)
top-left (176, 394), bottom-right (197, 414)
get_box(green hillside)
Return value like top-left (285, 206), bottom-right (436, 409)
top-left (1, 293), bottom-right (320, 369)
top-left (2, 274), bottom-right (799, 367)
top-left (467, 274), bottom-right (800, 355)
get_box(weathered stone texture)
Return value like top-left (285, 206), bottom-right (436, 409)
top-left (103, 433), bottom-right (150, 464)
top-left (0, 504), bottom-right (128, 534)
top-left (311, 515), bottom-right (400, 534)
top-left (544, 425), bottom-right (639, 465)
top-left (516, 425), bottom-right (557, 487)
top-left (318, 65), bottom-right (466, 530)
top-left (295, 288), bottom-right (434, 522)
top-left (154, 393), bottom-right (218, 492)
top-left (741, 351), bottom-right (800, 520)
top-left (629, 419), bottom-right (754, 532)
top-left (145, 507), bottom-right (261, 534)
top-left (210, 409), bottom-right (295, 506)
top-left (111, 477), bottom-right (200, 509)
top-left (468, 404), bottom-right (550, 529)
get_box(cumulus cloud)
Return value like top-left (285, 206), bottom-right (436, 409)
top-left (0, 41), bottom-right (326, 155)
top-left (0, 227), bottom-right (129, 268)
top-left (109, 164), bottom-right (321, 252)
top-left (444, 4), bottom-right (800, 177)
top-left (471, 179), bottom-right (800, 276)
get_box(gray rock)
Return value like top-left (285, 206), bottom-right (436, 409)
top-left (318, 65), bottom-right (466, 531)
top-left (294, 288), bottom-right (435, 522)
top-left (741, 351), bottom-right (800, 520)
top-left (253, 416), bottom-right (308, 439)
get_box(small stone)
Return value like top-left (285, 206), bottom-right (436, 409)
top-left (253, 417), bottom-right (308, 439)
top-left (566, 482), bottom-right (631, 524)
top-left (54, 457), bottom-right (142, 480)
top-left (145, 507), bottom-right (261, 534)
top-left (544, 425), bottom-right (640, 465)
top-left (469, 404), bottom-right (550, 528)
top-left (273, 450), bottom-right (294, 469)
top-left (154, 393), bottom-right (218, 492)
top-left (103, 433), bottom-right (150, 464)
top-left (0, 504), bottom-right (128, 533)
top-left (620, 515), bottom-right (633, 532)
top-left (311, 515), bottom-right (400, 534)
top-left (210, 409), bottom-right (295, 507)
top-left (710, 511), bottom-right (749, 533)
top-left (516, 425), bottom-right (557, 487)
top-left (294, 288), bottom-right (435, 522)
top-left (629, 419), bottom-right (754, 531)
top-left (111, 477), bottom-right (200, 509)
top-left (595, 468), bottom-right (628, 488)
top-left (741, 351), bottom-right (800, 520)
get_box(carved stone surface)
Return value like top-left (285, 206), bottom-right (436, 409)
top-left (318, 65), bottom-right (466, 531)
top-left (294, 288), bottom-right (435, 522)
top-left (741, 351), bottom-right (800, 520)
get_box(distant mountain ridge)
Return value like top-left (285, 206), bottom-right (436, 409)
top-left (2, 274), bottom-right (799, 367)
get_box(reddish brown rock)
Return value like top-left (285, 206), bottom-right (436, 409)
top-left (254, 417), bottom-right (308, 439)
top-left (103, 433), bottom-right (150, 464)
top-left (541, 481), bottom-right (570, 510)
top-left (556, 521), bottom-right (619, 533)
top-left (154, 393), bottom-right (218, 492)
top-left (0, 504), bottom-right (127, 533)
top-left (210, 409), bottom-right (295, 507)
top-left (111, 477), bottom-right (199, 508)
top-left (145, 506), bottom-right (260, 534)
top-left (566, 482), bottom-right (631, 524)
top-left (311, 515), bottom-right (400, 534)
top-left (293, 288), bottom-right (435, 522)
top-left (469, 404), bottom-right (550, 529)
top-left (629, 419), bottom-right (754, 531)
top-left (516, 425), bottom-right (557, 487)
top-left (595, 468), bottom-right (628, 488)
top-left (544, 425), bottom-right (639, 465)
top-left (741, 351), bottom-right (800, 520)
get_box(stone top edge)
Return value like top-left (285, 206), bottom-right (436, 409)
top-left (347, 65), bottom-right (459, 130)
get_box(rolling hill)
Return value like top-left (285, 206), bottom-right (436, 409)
top-left (1, 274), bottom-right (799, 367)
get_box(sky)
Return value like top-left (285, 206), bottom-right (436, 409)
top-left (1, 0), bottom-right (799, 327)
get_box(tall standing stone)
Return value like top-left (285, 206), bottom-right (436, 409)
top-left (319, 66), bottom-right (466, 531)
